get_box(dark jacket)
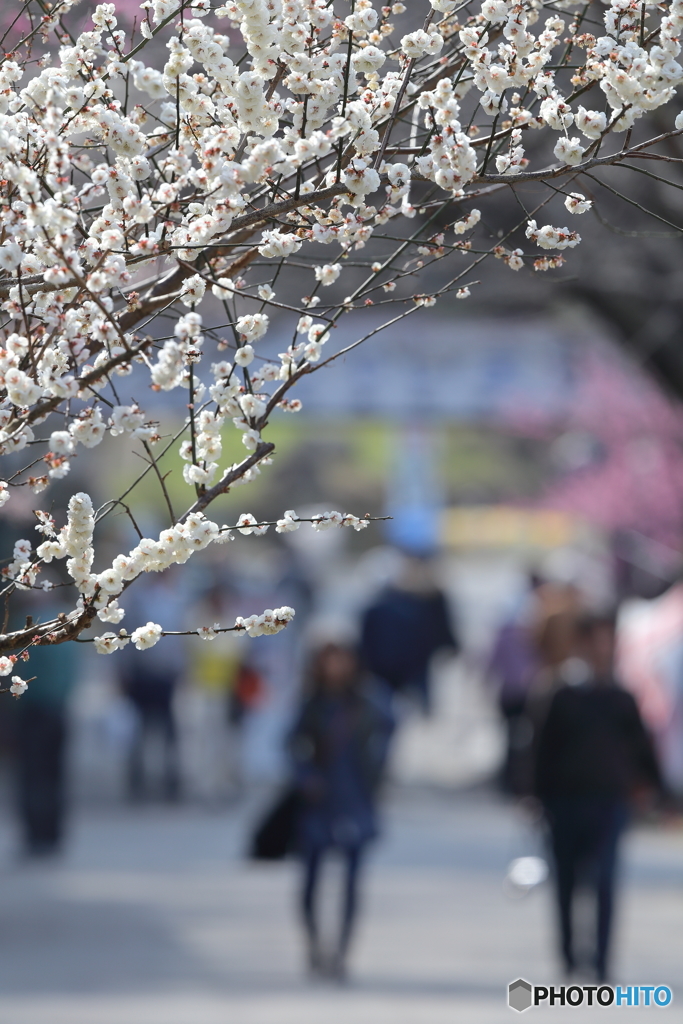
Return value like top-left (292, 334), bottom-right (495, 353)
top-left (360, 587), bottom-right (457, 690)
top-left (488, 621), bottom-right (539, 705)
top-left (289, 684), bottom-right (393, 852)
top-left (534, 680), bottom-right (662, 802)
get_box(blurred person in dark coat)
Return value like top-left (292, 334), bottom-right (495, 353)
top-left (534, 613), bottom-right (663, 981)
top-left (289, 644), bottom-right (393, 980)
top-left (360, 553), bottom-right (458, 714)
top-left (515, 593), bottom-right (586, 797)
top-left (14, 639), bottom-right (77, 857)
top-left (487, 575), bottom-right (543, 794)
top-left (119, 573), bottom-right (187, 801)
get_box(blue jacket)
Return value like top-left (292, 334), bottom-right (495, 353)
top-left (289, 683), bottom-right (393, 852)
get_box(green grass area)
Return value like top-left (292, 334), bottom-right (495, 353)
top-left (96, 414), bottom-right (546, 531)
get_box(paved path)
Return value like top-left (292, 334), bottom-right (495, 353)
top-left (0, 789), bottom-right (680, 1024)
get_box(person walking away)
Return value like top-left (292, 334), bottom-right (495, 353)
top-left (360, 552), bottom-right (458, 714)
top-left (119, 574), bottom-right (187, 801)
top-left (518, 603), bottom-right (585, 796)
top-left (14, 639), bottom-right (77, 856)
top-left (289, 643), bottom-right (393, 980)
top-left (185, 581), bottom-right (244, 802)
top-left (534, 613), bottom-right (663, 981)
top-left (487, 575), bottom-right (542, 794)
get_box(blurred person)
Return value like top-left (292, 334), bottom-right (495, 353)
top-left (529, 606), bottom-right (587, 714)
top-left (487, 574), bottom-right (543, 794)
top-left (515, 594), bottom-right (587, 796)
top-left (229, 659), bottom-right (264, 728)
top-left (184, 581), bottom-right (244, 802)
top-left (534, 613), bottom-right (663, 981)
top-left (118, 572), bottom-right (187, 801)
top-left (616, 584), bottom-right (683, 797)
top-left (237, 548), bottom-right (312, 783)
top-left (532, 582), bottom-right (585, 695)
top-left (14, 638), bottom-right (78, 857)
top-left (359, 552), bottom-right (458, 714)
top-left (289, 643), bottom-right (393, 980)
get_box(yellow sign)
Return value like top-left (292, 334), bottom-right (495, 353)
top-left (441, 506), bottom-right (578, 550)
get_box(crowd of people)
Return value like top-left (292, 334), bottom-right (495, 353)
top-left (249, 562), bottom-right (668, 984)
top-left (1, 549), bottom-right (673, 987)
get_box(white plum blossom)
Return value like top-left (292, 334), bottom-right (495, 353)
top-left (94, 632), bottom-right (128, 654)
top-left (235, 606), bottom-right (295, 637)
top-left (353, 46), bottom-right (386, 75)
top-left (235, 344), bottom-right (255, 367)
top-left (507, 249), bottom-right (525, 271)
top-left (197, 624), bottom-right (219, 640)
top-left (276, 510), bottom-right (301, 533)
top-left (341, 513), bottom-right (370, 531)
top-left (0, 241), bottom-right (22, 273)
top-left (236, 314), bottom-right (269, 342)
top-left (109, 405), bottom-right (146, 436)
top-left (576, 108), bottom-right (608, 139)
top-left (180, 275), bottom-right (207, 307)
top-left (236, 513), bottom-right (268, 536)
top-left (564, 193), bottom-right (592, 215)
top-left (311, 510), bottom-right (344, 530)
top-left (96, 568), bottom-right (124, 594)
top-left (6, 369), bottom-right (43, 407)
top-left (239, 393), bottom-right (266, 420)
top-left (212, 278), bottom-right (235, 300)
top-left (258, 230), bottom-right (302, 258)
top-left (401, 30), bottom-right (444, 58)
top-left (98, 599), bottom-right (125, 624)
top-left (10, 675), bottom-right (28, 696)
top-left (453, 210), bottom-right (481, 235)
top-left (525, 220), bottom-right (581, 251)
top-left (553, 137), bottom-right (585, 166)
top-left (36, 539), bottom-right (66, 563)
top-left (70, 409), bottom-right (106, 448)
top-left (0, 0), bottom-right (681, 678)
top-left (342, 159), bottom-right (380, 203)
top-left (481, 0), bottom-right (511, 22)
top-left (49, 431), bottom-right (75, 455)
top-left (314, 264), bottom-right (342, 286)
top-left (131, 622), bottom-right (163, 651)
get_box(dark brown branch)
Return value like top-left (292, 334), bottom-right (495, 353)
top-left (5, 335), bottom-right (153, 435)
top-left (0, 604), bottom-right (99, 653)
top-left (116, 182), bottom-right (353, 333)
top-left (179, 441), bottom-right (276, 521)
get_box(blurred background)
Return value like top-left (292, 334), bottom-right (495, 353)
top-left (1, 293), bottom-right (682, 1023)
top-left (2, 0), bottom-right (683, 1013)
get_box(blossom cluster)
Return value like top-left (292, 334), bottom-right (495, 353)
top-left (0, 0), bottom-right (681, 665)
top-left (234, 606), bottom-right (296, 638)
top-left (6, 495), bottom-right (369, 660)
top-left (92, 605), bottom-right (295, 652)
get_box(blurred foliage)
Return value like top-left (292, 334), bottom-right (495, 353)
top-left (102, 415), bottom-right (547, 532)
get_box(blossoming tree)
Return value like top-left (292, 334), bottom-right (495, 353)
top-left (1, 0), bottom-right (682, 693)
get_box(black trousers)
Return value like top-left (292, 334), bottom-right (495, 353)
top-left (16, 703), bottom-right (67, 853)
top-left (498, 693), bottom-right (532, 795)
top-left (124, 677), bottom-right (179, 800)
top-left (301, 844), bottom-right (364, 960)
top-left (544, 797), bottom-right (628, 980)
